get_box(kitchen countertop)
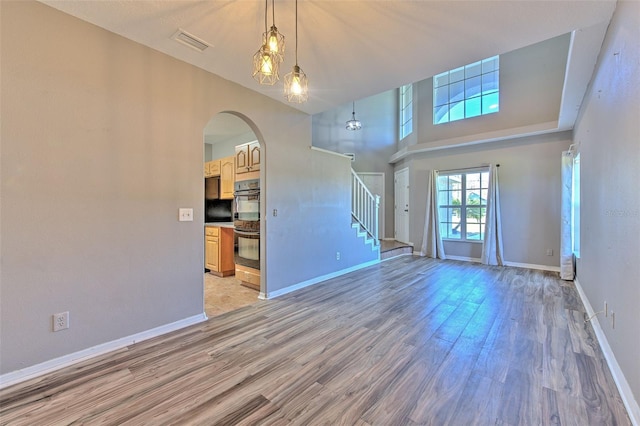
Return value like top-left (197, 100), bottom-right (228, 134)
top-left (205, 222), bottom-right (235, 228)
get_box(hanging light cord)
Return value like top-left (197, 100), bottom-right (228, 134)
top-left (272, 0), bottom-right (276, 26)
top-left (264, 0), bottom-right (268, 34)
top-left (352, 102), bottom-right (356, 116)
top-left (294, 0), bottom-right (298, 65)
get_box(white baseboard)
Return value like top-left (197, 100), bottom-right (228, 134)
top-left (503, 261), bottom-right (560, 272)
top-left (0, 313), bottom-right (208, 390)
top-left (445, 255), bottom-right (482, 263)
top-left (574, 278), bottom-right (640, 426)
top-left (380, 252), bottom-right (414, 263)
top-left (265, 259), bottom-right (380, 299)
top-left (422, 255), bottom-right (561, 273)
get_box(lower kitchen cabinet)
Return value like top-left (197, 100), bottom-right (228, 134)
top-left (235, 264), bottom-right (260, 291)
top-left (205, 226), bottom-right (235, 277)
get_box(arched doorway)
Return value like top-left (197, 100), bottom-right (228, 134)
top-left (203, 112), bottom-right (264, 317)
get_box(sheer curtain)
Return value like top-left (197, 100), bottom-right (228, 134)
top-left (480, 164), bottom-right (504, 265)
top-left (421, 170), bottom-right (446, 259)
top-left (560, 151), bottom-right (575, 280)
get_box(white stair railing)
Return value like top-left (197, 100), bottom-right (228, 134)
top-left (351, 169), bottom-right (380, 243)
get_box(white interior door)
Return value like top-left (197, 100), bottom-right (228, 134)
top-left (394, 168), bottom-right (410, 243)
top-left (358, 172), bottom-right (385, 239)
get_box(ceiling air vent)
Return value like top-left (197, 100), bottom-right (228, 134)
top-left (171, 29), bottom-right (210, 52)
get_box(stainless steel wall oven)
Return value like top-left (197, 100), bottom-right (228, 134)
top-left (234, 179), bottom-right (260, 270)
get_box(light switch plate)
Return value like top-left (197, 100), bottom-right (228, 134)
top-left (179, 208), bottom-right (193, 222)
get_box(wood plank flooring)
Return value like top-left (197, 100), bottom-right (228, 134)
top-left (0, 257), bottom-right (631, 425)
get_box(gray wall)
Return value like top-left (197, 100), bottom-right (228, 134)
top-left (414, 34), bottom-right (570, 145)
top-left (312, 91), bottom-right (397, 239)
top-left (387, 32), bottom-right (573, 267)
top-left (0, 1), bottom-right (375, 375)
top-left (398, 132), bottom-right (570, 266)
top-left (573, 0), bottom-right (640, 408)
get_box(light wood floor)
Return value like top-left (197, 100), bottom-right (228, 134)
top-left (1, 257), bottom-right (631, 425)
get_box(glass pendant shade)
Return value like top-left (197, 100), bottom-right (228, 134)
top-left (284, 65), bottom-right (308, 103)
top-left (253, 45), bottom-right (280, 85)
top-left (346, 113), bottom-right (362, 130)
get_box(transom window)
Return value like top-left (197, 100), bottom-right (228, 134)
top-left (433, 56), bottom-right (499, 124)
top-left (438, 171), bottom-right (489, 241)
top-left (399, 84), bottom-right (413, 139)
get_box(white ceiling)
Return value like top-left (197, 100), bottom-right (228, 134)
top-left (40, 0), bottom-right (616, 116)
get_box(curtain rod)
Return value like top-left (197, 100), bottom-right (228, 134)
top-left (436, 164), bottom-right (499, 173)
top-left (568, 143), bottom-right (579, 154)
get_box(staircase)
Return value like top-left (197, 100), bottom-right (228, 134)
top-left (351, 169), bottom-right (380, 248)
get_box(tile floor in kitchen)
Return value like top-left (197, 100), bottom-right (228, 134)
top-left (204, 273), bottom-right (260, 318)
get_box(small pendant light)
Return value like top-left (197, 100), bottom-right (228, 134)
top-left (346, 102), bottom-right (362, 130)
top-left (253, 0), bottom-right (282, 85)
top-left (284, 0), bottom-right (308, 103)
top-left (265, 0), bottom-right (285, 62)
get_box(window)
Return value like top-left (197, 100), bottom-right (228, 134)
top-left (433, 56), bottom-right (499, 124)
top-left (572, 154), bottom-right (580, 257)
top-left (399, 84), bottom-right (413, 139)
top-left (438, 171), bottom-right (489, 241)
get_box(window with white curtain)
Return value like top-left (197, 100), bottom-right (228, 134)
top-left (572, 154), bottom-right (581, 257)
top-left (433, 56), bottom-right (499, 124)
top-left (399, 84), bottom-right (413, 140)
top-left (438, 170), bottom-right (489, 241)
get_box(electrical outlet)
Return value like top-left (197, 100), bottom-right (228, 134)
top-left (604, 301), bottom-right (608, 317)
top-left (336, 251), bottom-right (340, 261)
top-left (546, 249), bottom-right (553, 256)
top-left (53, 311), bottom-right (69, 332)
top-left (178, 208), bottom-right (193, 222)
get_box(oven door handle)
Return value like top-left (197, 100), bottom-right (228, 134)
top-left (234, 190), bottom-right (260, 196)
top-left (234, 229), bottom-right (260, 237)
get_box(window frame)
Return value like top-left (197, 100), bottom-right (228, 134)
top-left (399, 84), bottom-right (413, 140)
top-left (571, 153), bottom-right (581, 258)
top-left (433, 56), bottom-right (500, 125)
top-left (438, 169), bottom-right (490, 243)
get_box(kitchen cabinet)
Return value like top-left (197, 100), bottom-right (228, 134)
top-left (204, 160), bottom-right (221, 178)
top-left (235, 141), bottom-right (260, 179)
top-left (205, 226), bottom-right (235, 277)
top-left (219, 155), bottom-right (235, 199)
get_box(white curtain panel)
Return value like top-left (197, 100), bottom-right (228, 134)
top-left (421, 169), bottom-right (446, 259)
top-left (481, 164), bottom-right (504, 266)
top-left (560, 151), bottom-right (575, 280)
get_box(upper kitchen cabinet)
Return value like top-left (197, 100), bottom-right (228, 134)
top-left (235, 141), bottom-right (260, 180)
top-left (220, 156), bottom-right (235, 199)
top-left (204, 160), bottom-right (221, 178)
